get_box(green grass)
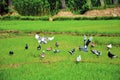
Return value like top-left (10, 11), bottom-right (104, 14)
top-left (0, 34), bottom-right (120, 80)
top-left (1, 62), bottom-right (120, 80)
top-left (0, 20), bottom-right (120, 80)
top-left (0, 20), bottom-right (120, 35)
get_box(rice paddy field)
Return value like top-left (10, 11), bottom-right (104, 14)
top-left (0, 20), bottom-right (120, 80)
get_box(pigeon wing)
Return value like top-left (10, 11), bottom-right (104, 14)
top-left (47, 36), bottom-right (54, 41)
top-left (35, 34), bottom-right (40, 40)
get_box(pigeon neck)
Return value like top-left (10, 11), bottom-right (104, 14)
top-left (108, 49), bottom-right (111, 52)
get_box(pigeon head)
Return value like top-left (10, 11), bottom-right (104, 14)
top-left (84, 35), bottom-right (87, 41)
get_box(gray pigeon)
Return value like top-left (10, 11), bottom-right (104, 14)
top-left (55, 42), bottom-right (59, 48)
top-left (79, 35), bottom-right (93, 52)
top-left (91, 50), bottom-right (102, 56)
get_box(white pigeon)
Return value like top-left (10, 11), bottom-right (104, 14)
top-left (107, 44), bottom-right (112, 49)
top-left (76, 55), bottom-right (81, 62)
top-left (35, 34), bottom-right (54, 44)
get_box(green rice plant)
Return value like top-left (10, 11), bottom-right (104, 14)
top-left (0, 62), bottom-right (120, 80)
top-left (0, 20), bottom-right (120, 35)
top-left (0, 34), bottom-right (120, 65)
top-left (0, 20), bottom-right (120, 80)
top-left (0, 33), bottom-right (120, 80)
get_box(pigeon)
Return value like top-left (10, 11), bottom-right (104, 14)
top-left (37, 45), bottom-right (41, 50)
top-left (91, 50), bottom-right (102, 56)
top-left (90, 42), bottom-right (95, 48)
top-left (25, 44), bottom-right (28, 49)
top-left (46, 47), bottom-right (52, 51)
top-left (35, 34), bottom-right (54, 44)
top-left (107, 44), bottom-right (112, 50)
top-left (79, 35), bottom-right (93, 52)
top-left (41, 51), bottom-right (45, 58)
top-left (9, 51), bottom-right (14, 55)
top-left (38, 36), bottom-right (47, 44)
top-left (76, 55), bottom-right (81, 62)
top-left (69, 48), bottom-right (75, 55)
top-left (55, 42), bottom-right (59, 48)
top-left (108, 50), bottom-right (117, 59)
top-left (53, 49), bottom-right (60, 53)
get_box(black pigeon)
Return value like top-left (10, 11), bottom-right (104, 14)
top-left (108, 50), bottom-right (117, 59)
top-left (69, 48), bottom-right (75, 55)
top-left (25, 44), bottom-right (28, 49)
top-left (37, 45), bottom-right (41, 50)
top-left (55, 42), bottom-right (59, 48)
top-left (91, 50), bottom-right (101, 56)
top-left (85, 36), bottom-right (93, 47)
top-left (9, 51), bottom-right (14, 55)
